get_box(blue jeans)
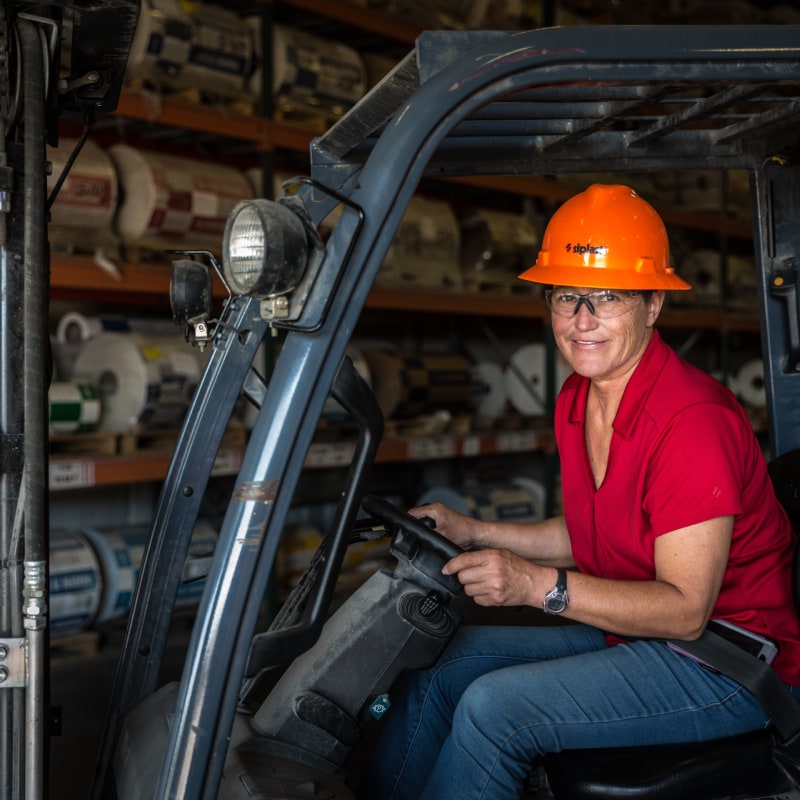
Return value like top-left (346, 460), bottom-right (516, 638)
top-left (357, 623), bottom-right (790, 800)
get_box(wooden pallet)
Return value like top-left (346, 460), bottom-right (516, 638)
top-left (49, 431), bottom-right (119, 457)
top-left (50, 423), bottom-right (248, 458)
top-left (118, 423), bottom-right (248, 455)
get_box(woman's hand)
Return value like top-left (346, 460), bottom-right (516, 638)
top-left (441, 548), bottom-right (549, 608)
top-left (407, 502), bottom-right (485, 550)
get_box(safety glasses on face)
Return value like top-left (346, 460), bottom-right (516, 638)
top-left (544, 288), bottom-right (642, 319)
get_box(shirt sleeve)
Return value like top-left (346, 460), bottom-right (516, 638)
top-left (644, 402), bottom-right (747, 537)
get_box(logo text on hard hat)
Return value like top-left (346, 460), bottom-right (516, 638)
top-left (565, 243), bottom-right (609, 256)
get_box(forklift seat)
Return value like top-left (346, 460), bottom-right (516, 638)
top-left (542, 448), bottom-right (800, 799)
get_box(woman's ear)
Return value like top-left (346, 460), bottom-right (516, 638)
top-left (646, 290), bottom-right (666, 326)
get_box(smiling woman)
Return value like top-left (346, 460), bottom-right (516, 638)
top-left (357, 184), bottom-right (800, 800)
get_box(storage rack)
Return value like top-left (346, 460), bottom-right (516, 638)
top-left (49, 3), bottom-right (767, 493)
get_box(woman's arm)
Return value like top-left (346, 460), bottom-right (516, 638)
top-left (408, 502), bottom-right (575, 566)
top-left (439, 514), bottom-right (733, 641)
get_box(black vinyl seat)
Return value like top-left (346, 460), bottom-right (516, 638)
top-left (542, 449), bottom-right (800, 799)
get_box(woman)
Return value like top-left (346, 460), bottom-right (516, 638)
top-left (357, 185), bottom-right (800, 800)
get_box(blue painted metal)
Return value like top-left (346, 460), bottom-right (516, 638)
top-left (752, 162), bottom-right (800, 457)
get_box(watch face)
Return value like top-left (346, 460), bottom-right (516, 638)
top-left (544, 593), bottom-right (567, 613)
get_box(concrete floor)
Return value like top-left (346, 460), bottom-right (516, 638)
top-left (49, 621), bottom-right (192, 800)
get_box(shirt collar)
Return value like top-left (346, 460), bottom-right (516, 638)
top-left (568, 329), bottom-right (669, 437)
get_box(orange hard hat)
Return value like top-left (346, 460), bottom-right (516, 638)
top-left (519, 184), bottom-right (691, 291)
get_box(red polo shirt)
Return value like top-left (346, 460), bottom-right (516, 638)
top-left (555, 330), bottom-right (800, 685)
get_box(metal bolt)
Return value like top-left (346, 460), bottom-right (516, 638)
top-left (0, 645), bottom-right (8, 660)
top-left (0, 667), bottom-right (8, 683)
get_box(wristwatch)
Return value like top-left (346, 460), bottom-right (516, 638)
top-left (543, 568), bottom-right (569, 615)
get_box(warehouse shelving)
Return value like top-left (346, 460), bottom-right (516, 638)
top-left (50, 253), bottom-right (761, 331)
top-left (50, 0), bottom-right (766, 505)
top-left (107, 90), bottom-right (756, 241)
top-left (49, 425), bottom-right (554, 489)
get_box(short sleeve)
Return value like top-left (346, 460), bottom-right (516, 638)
top-left (643, 403), bottom-right (747, 536)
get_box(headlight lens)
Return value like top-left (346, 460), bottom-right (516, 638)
top-left (222, 199), bottom-right (308, 298)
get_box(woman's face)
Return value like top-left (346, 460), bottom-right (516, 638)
top-left (550, 286), bottom-right (664, 385)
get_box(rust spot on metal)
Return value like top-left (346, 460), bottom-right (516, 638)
top-left (233, 481), bottom-right (278, 502)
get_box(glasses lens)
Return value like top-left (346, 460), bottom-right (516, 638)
top-left (547, 290), bottom-right (639, 318)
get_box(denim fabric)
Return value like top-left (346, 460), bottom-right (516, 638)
top-left (357, 623), bottom-right (789, 800)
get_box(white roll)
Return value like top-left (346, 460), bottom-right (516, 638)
top-left (471, 362), bottom-right (507, 416)
top-left (269, 24), bottom-right (367, 117)
top-left (48, 381), bottom-right (102, 435)
top-left (70, 332), bottom-right (208, 432)
top-left (56, 311), bottom-right (106, 343)
top-left (55, 311), bottom-right (181, 344)
top-left (81, 527), bottom-right (146, 623)
top-left (380, 196), bottom-right (462, 289)
top-left (46, 138), bottom-right (118, 249)
top-left (736, 359), bottom-right (766, 409)
top-left (126, 0), bottom-right (254, 99)
top-left (108, 144), bottom-right (252, 252)
top-left (49, 530), bottom-right (103, 635)
top-left (504, 343), bottom-right (572, 416)
top-left (416, 479), bottom-right (546, 524)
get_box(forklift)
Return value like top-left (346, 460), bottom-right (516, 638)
top-left (3, 4), bottom-right (800, 798)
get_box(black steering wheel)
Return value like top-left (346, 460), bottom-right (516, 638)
top-left (360, 494), bottom-right (464, 597)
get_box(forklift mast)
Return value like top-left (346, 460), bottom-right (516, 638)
top-left (2, 8), bottom-right (800, 799)
top-left (0, 2), bottom-right (139, 797)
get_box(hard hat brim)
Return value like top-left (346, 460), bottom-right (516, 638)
top-left (518, 263), bottom-right (692, 291)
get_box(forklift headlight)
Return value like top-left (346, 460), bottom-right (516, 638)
top-left (222, 199), bottom-right (309, 299)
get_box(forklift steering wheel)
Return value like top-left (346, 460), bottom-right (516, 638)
top-left (360, 494), bottom-right (464, 597)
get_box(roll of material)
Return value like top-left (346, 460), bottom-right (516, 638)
top-left (416, 477), bottom-right (546, 524)
top-left (380, 196), bottom-right (462, 289)
top-left (55, 311), bottom-right (180, 344)
top-left (677, 249), bottom-right (723, 306)
top-left (46, 138), bottom-right (118, 249)
top-left (269, 24), bottom-right (367, 117)
top-left (736, 359), bottom-right (766, 409)
top-left (49, 530), bottom-right (103, 635)
top-left (471, 362), bottom-right (507, 416)
top-left (82, 520), bottom-right (218, 624)
top-left (504, 343), bottom-right (572, 417)
top-left (108, 144), bottom-right (252, 252)
top-left (126, 0), bottom-right (254, 99)
top-left (48, 381), bottom-right (102, 435)
top-left (71, 332), bottom-right (209, 432)
top-left (362, 350), bottom-right (474, 419)
top-left (460, 208), bottom-right (540, 280)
